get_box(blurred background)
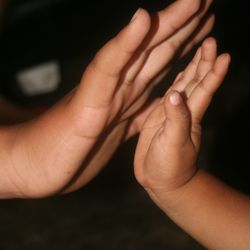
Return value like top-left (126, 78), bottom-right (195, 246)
top-left (0, 0), bottom-right (250, 249)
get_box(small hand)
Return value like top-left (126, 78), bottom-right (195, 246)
top-left (134, 38), bottom-right (230, 197)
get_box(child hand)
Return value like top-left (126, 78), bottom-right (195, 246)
top-left (134, 38), bottom-right (230, 199)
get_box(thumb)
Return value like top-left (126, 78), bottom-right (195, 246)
top-left (162, 91), bottom-right (191, 147)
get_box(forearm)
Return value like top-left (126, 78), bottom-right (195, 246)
top-left (149, 169), bottom-right (250, 250)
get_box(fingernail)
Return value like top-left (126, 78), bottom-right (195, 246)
top-left (130, 8), bottom-right (141, 22)
top-left (169, 92), bottom-right (182, 106)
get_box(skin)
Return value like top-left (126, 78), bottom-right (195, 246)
top-left (135, 38), bottom-right (250, 249)
top-left (134, 37), bottom-right (227, 193)
top-left (0, 0), bottom-right (214, 198)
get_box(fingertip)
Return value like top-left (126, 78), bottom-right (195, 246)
top-left (186, 0), bottom-right (202, 15)
top-left (221, 53), bottom-right (231, 70)
top-left (202, 37), bottom-right (216, 49)
top-left (129, 7), bottom-right (151, 27)
top-left (214, 53), bottom-right (231, 74)
top-left (221, 53), bottom-right (231, 64)
top-left (125, 8), bottom-right (151, 49)
top-left (210, 13), bottom-right (216, 25)
top-left (168, 91), bottom-right (183, 106)
top-left (201, 37), bottom-right (217, 61)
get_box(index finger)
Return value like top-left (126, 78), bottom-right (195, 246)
top-left (147, 0), bottom-right (203, 48)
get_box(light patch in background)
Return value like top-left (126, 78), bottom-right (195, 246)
top-left (17, 61), bottom-right (61, 96)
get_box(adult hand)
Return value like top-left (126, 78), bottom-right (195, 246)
top-left (0, 0), bottom-right (215, 198)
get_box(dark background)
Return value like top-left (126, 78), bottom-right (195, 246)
top-left (1, 0), bottom-right (250, 249)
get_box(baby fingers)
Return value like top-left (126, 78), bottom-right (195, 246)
top-left (188, 53), bottom-right (231, 123)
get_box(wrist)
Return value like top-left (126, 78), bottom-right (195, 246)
top-left (146, 167), bottom-right (200, 210)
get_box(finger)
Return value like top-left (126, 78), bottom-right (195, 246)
top-left (173, 71), bottom-right (185, 85)
top-left (161, 91), bottom-right (191, 147)
top-left (135, 15), bottom-right (215, 98)
top-left (71, 9), bottom-right (151, 108)
top-left (147, 0), bottom-right (214, 64)
top-left (185, 37), bottom-right (217, 96)
top-left (131, 9), bottom-right (214, 89)
top-left (147, 0), bottom-right (201, 48)
top-left (168, 46), bottom-right (202, 94)
top-left (188, 53), bottom-right (231, 123)
top-left (180, 13), bottom-right (215, 57)
top-left (134, 12), bottom-right (215, 91)
top-left (127, 12), bottom-right (215, 102)
top-left (121, 0), bottom-right (202, 85)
